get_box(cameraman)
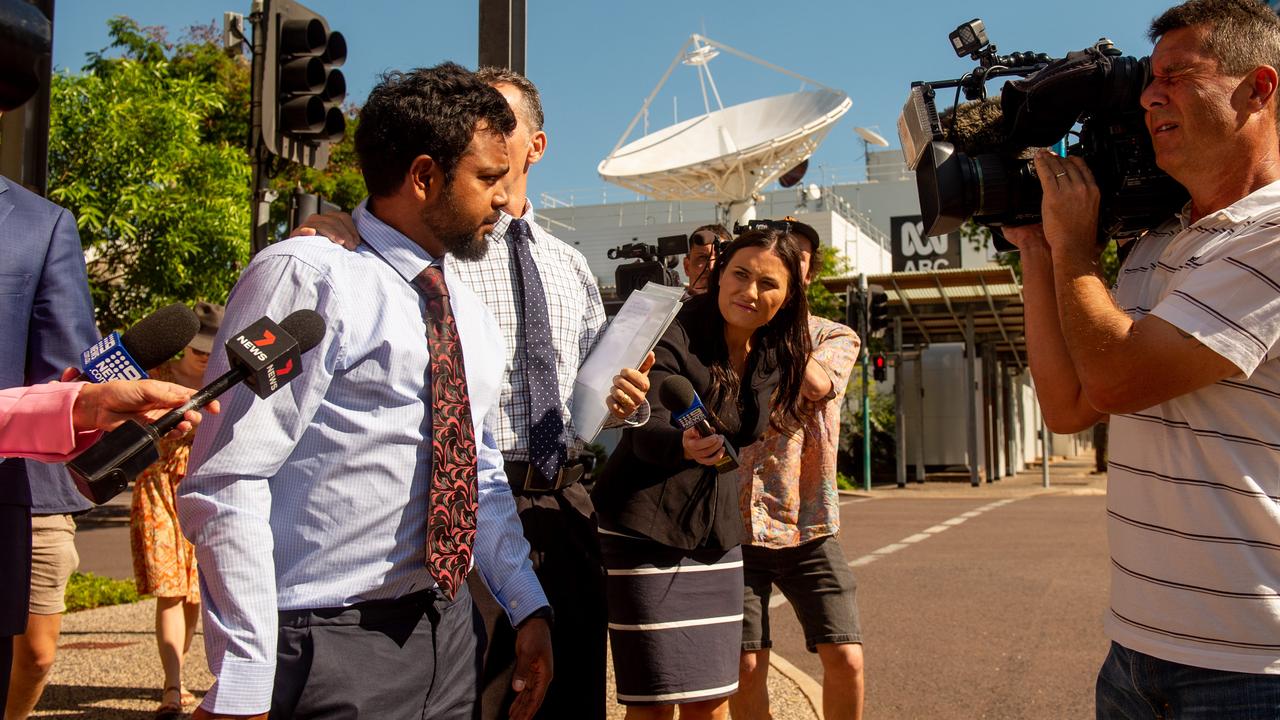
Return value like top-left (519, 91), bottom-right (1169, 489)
top-left (1003, 0), bottom-right (1280, 714)
top-left (683, 224), bottom-right (728, 295)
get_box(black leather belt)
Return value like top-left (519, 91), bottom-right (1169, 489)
top-left (504, 458), bottom-right (590, 494)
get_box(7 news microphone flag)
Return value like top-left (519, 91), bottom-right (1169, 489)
top-left (69, 309), bottom-right (326, 504)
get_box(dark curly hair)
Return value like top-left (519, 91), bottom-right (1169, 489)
top-left (703, 229), bottom-right (811, 434)
top-left (355, 62), bottom-right (517, 197)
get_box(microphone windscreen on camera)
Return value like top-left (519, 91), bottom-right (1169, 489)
top-left (120, 303), bottom-right (202, 370)
top-left (279, 309), bottom-right (326, 353)
top-left (658, 375), bottom-right (698, 413)
top-left (944, 97), bottom-right (1007, 156)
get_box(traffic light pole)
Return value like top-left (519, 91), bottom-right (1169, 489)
top-left (248, 1), bottom-right (273, 256)
top-left (859, 273), bottom-right (871, 492)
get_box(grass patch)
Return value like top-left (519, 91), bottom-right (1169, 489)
top-left (65, 572), bottom-right (144, 612)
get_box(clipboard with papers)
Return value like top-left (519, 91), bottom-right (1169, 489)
top-left (571, 282), bottom-right (685, 442)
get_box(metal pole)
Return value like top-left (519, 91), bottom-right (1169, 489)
top-left (860, 274), bottom-right (871, 492)
top-left (914, 348), bottom-right (926, 484)
top-left (478, 0), bottom-right (527, 73)
top-left (964, 309), bottom-right (980, 487)
top-left (248, 0), bottom-right (273, 256)
top-left (1002, 367), bottom-right (1015, 477)
top-left (1041, 415), bottom-right (1051, 488)
top-left (982, 342), bottom-right (996, 484)
top-left (894, 318), bottom-right (906, 489)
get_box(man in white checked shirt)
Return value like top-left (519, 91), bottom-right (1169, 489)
top-left (295, 68), bottom-right (652, 720)
top-left (1002, 1), bottom-right (1280, 716)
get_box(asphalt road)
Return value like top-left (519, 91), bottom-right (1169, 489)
top-left (765, 492), bottom-right (1111, 719)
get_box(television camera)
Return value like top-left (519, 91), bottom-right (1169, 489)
top-left (898, 18), bottom-right (1187, 247)
top-left (608, 234), bottom-right (687, 301)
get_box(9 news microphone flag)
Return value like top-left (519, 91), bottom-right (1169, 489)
top-left (77, 303), bottom-right (201, 382)
top-left (658, 374), bottom-right (740, 473)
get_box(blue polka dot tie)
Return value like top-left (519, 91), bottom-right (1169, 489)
top-left (508, 218), bottom-right (566, 484)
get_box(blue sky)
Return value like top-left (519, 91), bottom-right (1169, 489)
top-left (55, 0), bottom-right (1178, 203)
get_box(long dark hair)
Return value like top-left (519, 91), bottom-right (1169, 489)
top-left (703, 229), bottom-right (811, 433)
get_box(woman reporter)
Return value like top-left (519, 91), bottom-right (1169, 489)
top-left (591, 229), bottom-right (811, 720)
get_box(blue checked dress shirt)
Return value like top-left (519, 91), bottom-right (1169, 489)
top-left (178, 201), bottom-right (547, 715)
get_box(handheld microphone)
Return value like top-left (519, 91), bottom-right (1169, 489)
top-left (658, 375), bottom-right (739, 473)
top-left (77, 304), bottom-right (201, 382)
top-left (68, 309), bottom-right (327, 504)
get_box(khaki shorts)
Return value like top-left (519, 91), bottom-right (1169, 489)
top-left (29, 514), bottom-right (79, 615)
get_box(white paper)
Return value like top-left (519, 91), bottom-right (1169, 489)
top-left (572, 282), bottom-right (684, 442)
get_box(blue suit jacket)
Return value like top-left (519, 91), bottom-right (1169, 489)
top-left (0, 176), bottom-right (98, 631)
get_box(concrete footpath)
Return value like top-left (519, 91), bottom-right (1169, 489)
top-left (37, 455), bottom-right (1101, 719)
top-left (33, 600), bottom-right (817, 719)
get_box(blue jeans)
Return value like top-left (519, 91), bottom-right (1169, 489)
top-left (1096, 642), bottom-right (1280, 719)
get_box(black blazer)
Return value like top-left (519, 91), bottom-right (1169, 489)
top-left (592, 294), bottom-right (781, 551)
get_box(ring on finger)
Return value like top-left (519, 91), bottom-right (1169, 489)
top-left (1055, 171), bottom-right (1067, 178)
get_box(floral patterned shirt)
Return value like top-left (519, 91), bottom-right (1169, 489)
top-left (739, 315), bottom-right (860, 548)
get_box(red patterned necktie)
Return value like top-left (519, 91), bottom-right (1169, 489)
top-left (413, 265), bottom-right (478, 600)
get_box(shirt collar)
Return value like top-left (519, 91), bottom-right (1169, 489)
top-left (489, 199), bottom-right (537, 244)
top-left (353, 199), bottom-right (442, 285)
top-left (1180, 178), bottom-right (1280, 229)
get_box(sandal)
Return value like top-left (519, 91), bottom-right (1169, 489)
top-left (155, 686), bottom-right (185, 720)
top-left (180, 687), bottom-right (196, 707)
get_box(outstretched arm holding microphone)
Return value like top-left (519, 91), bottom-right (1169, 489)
top-left (0, 379), bottom-right (216, 463)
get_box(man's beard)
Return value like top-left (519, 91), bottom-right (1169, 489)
top-left (425, 182), bottom-right (491, 262)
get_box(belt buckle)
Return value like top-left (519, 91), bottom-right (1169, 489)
top-left (521, 464), bottom-right (554, 493)
top-left (520, 462), bottom-right (585, 493)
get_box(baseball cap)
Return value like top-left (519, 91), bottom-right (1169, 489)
top-left (189, 301), bottom-right (224, 353)
top-left (781, 216), bottom-right (820, 251)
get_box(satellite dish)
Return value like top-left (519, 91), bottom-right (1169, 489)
top-left (854, 126), bottom-right (891, 147)
top-left (806, 183), bottom-right (822, 201)
top-left (599, 89), bottom-right (850, 204)
top-left (778, 159), bottom-right (809, 188)
top-left (599, 34), bottom-right (851, 225)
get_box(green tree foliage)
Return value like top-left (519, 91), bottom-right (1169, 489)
top-left (49, 17), bottom-right (250, 331)
top-left (48, 17), bottom-right (366, 331)
top-left (806, 245), bottom-right (849, 323)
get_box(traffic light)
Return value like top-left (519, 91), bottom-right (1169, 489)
top-left (868, 285), bottom-right (890, 337)
top-left (846, 287), bottom-right (865, 338)
top-left (872, 353), bottom-right (888, 382)
top-left (260, 0), bottom-right (346, 169)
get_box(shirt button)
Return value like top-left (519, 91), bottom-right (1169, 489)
top-left (510, 599), bottom-right (520, 610)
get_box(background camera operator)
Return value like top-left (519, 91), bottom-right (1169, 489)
top-left (1002, 0), bottom-right (1280, 714)
top-left (684, 224), bottom-right (729, 295)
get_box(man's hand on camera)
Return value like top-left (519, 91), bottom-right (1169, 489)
top-left (289, 211), bottom-right (361, 250)
top-left (1000, 224), bottom-right (1049, 253)
top-left (1033, 150), bottom-right (1101, 258)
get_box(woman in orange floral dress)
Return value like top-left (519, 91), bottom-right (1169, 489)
top-left (129, 302), bottom-right (220, 719)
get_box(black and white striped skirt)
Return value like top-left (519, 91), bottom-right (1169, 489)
top-left (599, 528), bottom-right (744, 706)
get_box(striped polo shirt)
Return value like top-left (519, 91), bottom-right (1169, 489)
top-left (1106, 180), bottom-right (1280, 675)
